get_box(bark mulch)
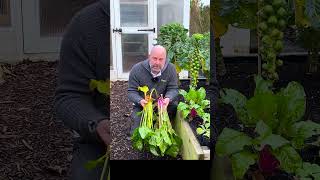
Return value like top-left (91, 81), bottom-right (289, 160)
top-left (110, 81), bottom-right (182, 160)
top-left (0, 60), bottom-right (73, 180)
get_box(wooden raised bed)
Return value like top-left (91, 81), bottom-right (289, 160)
top-left (174, 110), bottom-right (210, 160)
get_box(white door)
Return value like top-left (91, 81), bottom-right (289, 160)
top-left (0, 0), bottom-right (23, 61)
top-left (111, 0), bottom-right (157, 79)
top-left (22, 0), bottom-right (60, 53)
top-left (22, 0), bottom-right (96, 53)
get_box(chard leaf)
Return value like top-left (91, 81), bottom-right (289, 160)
top-left (198, 87), bottom-right (206, 101)
top-left (186, 87), bottom-right (197, 102)
top-left (201, 99), bottom-right (210, 109)
top-left (159, 140), bottom-right (168, 155)
top-left (161, 130), bottom-right (172, 145)
top-left (246, 92), bottom-right (278, 130)
top-left (139, 127), bottom-right (152, 139)
top-left (220, 89), bottom-right (251, 125)
top-left (89, 79), bottom-right (109, 95)
top-left (216, 128), bottom-right (253, 156)
top-left (230, 151), bottom-right (257, 179)
top-left (254, 75), bottom-right (273, 95)
top-left (288, 120), bottom-right (320, 149)
top-left (179, 89), bottom-right (187, 99)
top-left (149, 145), bottom-right (159, 156)
top-left (166, 145), bottom-right (180, 157)
top-left (197, 127), bottom-right (205, 135)
top-left (296, 162), bottom-right (320, 180)
top-left (273, 145), bottom-right (302, 173)
top-left (277, 81), bottom-right (306, 133)
top-left (256, 120), bottom-right (272, 137)
top-left (177, 102), bottom-right (190, 119)
top-left (258, 134), bottom-right (290, 150)
top-left (149, 135), bottom-right (157, 146)
top-left (138, 86), bottom-right (149, 94)
top-left (133, 139), bottom-right (143, 151)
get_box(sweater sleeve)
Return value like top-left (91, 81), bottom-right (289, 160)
top-left (164, 64), bottom-right (179, 102)
top-left (127, 65), bottom-right (144, 105)
top-left (54, 13), bottom-right (106, 144)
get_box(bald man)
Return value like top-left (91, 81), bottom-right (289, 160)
top-left (127, 45), bottom-right (179, 135)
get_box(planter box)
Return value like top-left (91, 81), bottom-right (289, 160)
top-left (174, 110), bottom-right (210, 160)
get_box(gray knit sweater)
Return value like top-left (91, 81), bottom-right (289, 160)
top-left (128, 59), bottom-right (179, 106)
top-left (54, 0), bottom-right (108, 145)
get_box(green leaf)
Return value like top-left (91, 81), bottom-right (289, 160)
top-left (226, 2), bottom-right (258, 29)
top-left (187, 87), bottom-right (198, 102)
top-left (256, 120), bottom-right (272, 137)
top-left (89, 79), bottom-right (109, 95)
top-left (216, 128), bottom-right (253, 156)
top-left (220, 89), bottom-right (251, 125)
top-left (149, 135), bottom-right (157, 146)
top-left (89, 79), bottom-right (98, 91)
top-left (196, 127), bottom-right (205, 135)
top-left (159, 141), bottom-right (168, 155)
top-left (84, 155), bottom-right (106, 171)
top-left (212, 1), bottom-right (230, 38)
top-left (246, 92), bottom-right (278, 130)
top-left (273, 145), bottom-right (302, 173)
top-left (161, 130), bottom-right (172, 145)
top-left (305, 0), bottom-right (320, 28)
top-left (179, 89), bottom-right (188, 98)
top-left (132, 139), bottom-right (143, 151)
top-left (277, 81), bottom-right (306, 134)
top-left (297, 162), bottom-right (320, 179)
top-left (254, 75), bottom-right (273, 95)
top-left (258, 134), bottom-right (290, 150)
top-left (294, 0), bottom-right (311, 27)
top-left (177, 102), bottom-right (188, 111)
top-left (198, 87), bottom-right (206, 101)
top-left (149, 145), bottom-right (160, 156)
top-left (166, 145), bottom-right (180, 158)
top-left (200, 99), bottom-right (210, 109)
top-left (139, 127), bottom-right (152, 139)
top-left (138, 86), bottom-right (149, 94)
top-left (288, 120), bottom-right (320, 149)
top-left (230, 151), bottom-right (257, 179)
top-left (182, 109), bottom-right (190, 119)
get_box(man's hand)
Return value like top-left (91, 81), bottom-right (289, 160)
top-left (96, 119), bottom-right (111, 146)
top-left (140, 99), bottom-right (148, 108)
top-left (163, 97), bottom-right (170, 109)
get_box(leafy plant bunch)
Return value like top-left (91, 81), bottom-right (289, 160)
top-left (131, 86), bottom-right (182, 157)
top-left (156, 23), bottom-right (189, 73)
top-left (177, 87), bottom-right (210, 138)
top-left (258, 0), bottom-right (288, 81)
top-left (156, 23), bottom-right (210, 81)
top-left (216, 75), bottom-right (320, 179)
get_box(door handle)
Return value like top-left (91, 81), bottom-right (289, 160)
top-left (137, 28), bottom-right (155, 33)
top-left (113, 28), bottom-right (122, 33)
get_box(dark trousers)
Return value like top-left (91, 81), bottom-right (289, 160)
top-left (69, 139), bottom-right (106, 180)
top-left (129, 104), bottom-right (177, 135)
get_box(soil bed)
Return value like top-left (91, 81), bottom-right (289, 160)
top-left (0, 60), bottom-right (73, 180)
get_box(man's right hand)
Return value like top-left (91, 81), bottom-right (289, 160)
top-left (96, 119), bottom-right (111, 146)
top-left (140, 99), bottom-right (148, 108)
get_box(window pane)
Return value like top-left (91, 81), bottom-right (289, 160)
top-left (120, 0), bottom-right (148, 27)
top-left (0, 0), bottom-right (11, 27)
top-left (121, 34), bottom-right (148, 72)
top-left (40, 0), bottom-right (97, 37)
top-left (157, 0), bottom-right (184, 34)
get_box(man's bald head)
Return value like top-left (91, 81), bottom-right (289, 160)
top-left (149, 45), bottom-right (167, 74)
